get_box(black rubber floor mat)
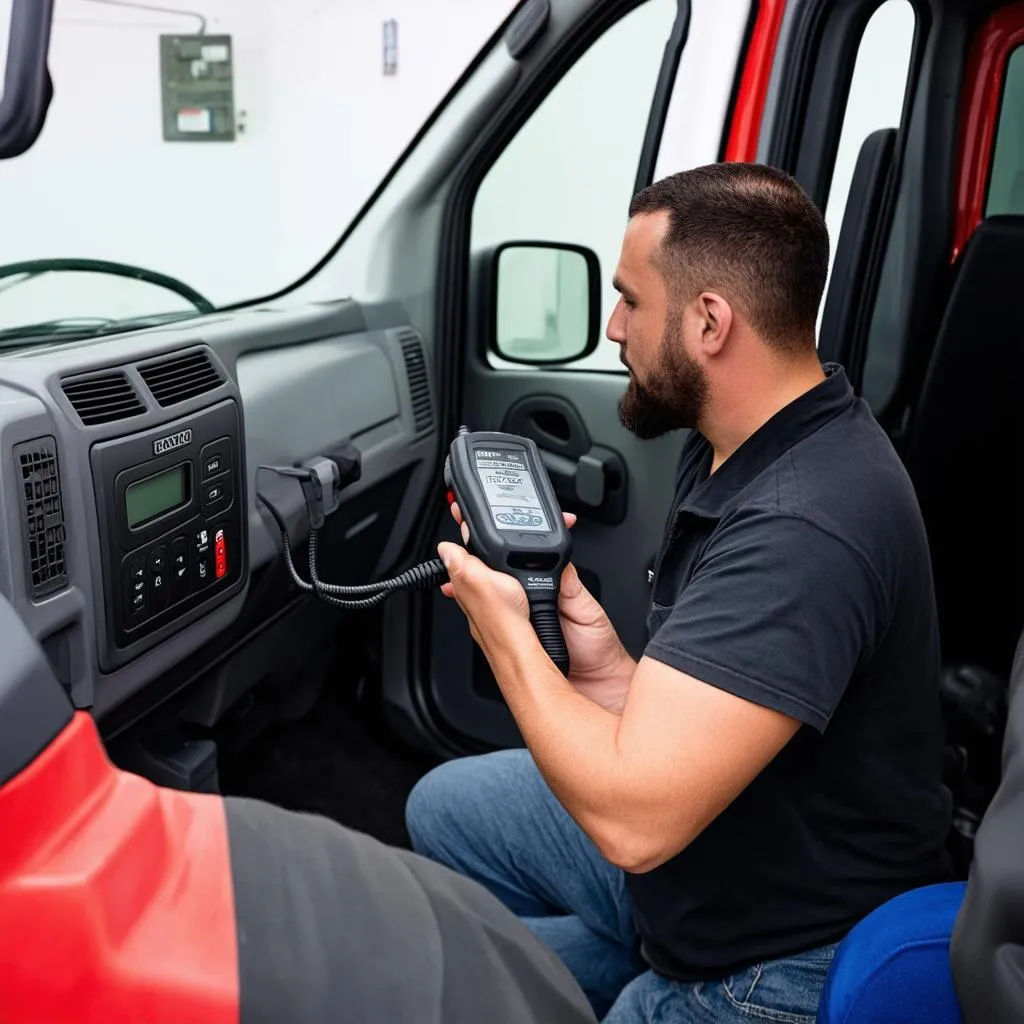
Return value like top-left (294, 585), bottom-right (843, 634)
top-left (218, 682), bottom-right (439, 850)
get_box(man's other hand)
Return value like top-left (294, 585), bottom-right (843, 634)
top-left (557, 562), bottom-right (635, 712)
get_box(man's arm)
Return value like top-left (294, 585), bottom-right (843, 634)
top-left (483, 617), bottom-right (799, 872)
top-left (438, 510), bottom-right (880, 872)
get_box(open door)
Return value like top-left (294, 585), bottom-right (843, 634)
top-left (388, 0), bottom-right (786, 752)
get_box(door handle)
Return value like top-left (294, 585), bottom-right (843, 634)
top-left (539, 445), bottom-right (626, 521)
top-left (502, 396), bottom-right (629, 524)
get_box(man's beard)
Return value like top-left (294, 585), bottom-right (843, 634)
top-left (617, 313), bottom-right (709, 439)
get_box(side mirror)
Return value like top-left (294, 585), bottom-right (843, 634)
top-left (488, 241), bottom-right (601, 366)
top-left (0, 0), bottom-right (55, 159)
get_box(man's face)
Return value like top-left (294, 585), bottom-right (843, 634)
top-left (606, 212), bottom-right (709, 439)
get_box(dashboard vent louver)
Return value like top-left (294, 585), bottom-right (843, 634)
top-left (15, 437), bottom-right (68, 598)
top-left (61, 371), bottom-right (145, 426)
top-left (138, 350), bottom-right (223, 407)
top-left (398, 330), bottom-right (433, 436)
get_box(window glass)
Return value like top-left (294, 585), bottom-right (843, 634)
top-left (986, 47), bottom-right (1024, 216)
top-left (820, 0), bottom-right (916, 336)
top-left (473, 0), bottom-right (752, 372)
top-left (0, 0), bottom-right (515, 339)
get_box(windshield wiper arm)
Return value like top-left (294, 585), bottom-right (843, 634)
top-left (0, 258), bottom-right (215, 313)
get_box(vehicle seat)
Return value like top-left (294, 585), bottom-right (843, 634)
top-left (899, 215), bottom-right (1023, 870)
top-left (902, 215), bottom-right (1023, 682)
top-left (816, 882), bottom-right (966, 1024)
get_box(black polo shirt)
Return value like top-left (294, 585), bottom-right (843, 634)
top-left (628, 363), bottom-right (952, 981)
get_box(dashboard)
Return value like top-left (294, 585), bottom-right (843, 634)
top-left (0, 301), bottom-right (438, 729)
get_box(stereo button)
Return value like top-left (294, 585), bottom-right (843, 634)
top-left (194, 527), bottom-right (214, 589)
top-left (195, 554), bottom-right (212, 588)
top-left (150, 570), bottom-right (168, 612)
top-left (201, 478), bottom-right (232, 515)
top-left (214, 528), bottom-right (228, 580)
top-left (201, 438), bottom-right (232, 482)
top-left (150, 546), bottom-right (167, 575)
top-left (170, 537), bottom-right (190, 600)
top-left (124, 556), bottom-right (148, 619)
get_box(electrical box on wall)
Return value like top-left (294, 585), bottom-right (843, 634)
top-left (160, 34), bottom-right (235, 142)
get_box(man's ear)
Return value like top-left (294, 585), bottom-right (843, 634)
top-left (698, 292), bottom-right (732, 356)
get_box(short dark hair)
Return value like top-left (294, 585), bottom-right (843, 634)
top-left (628, 163), bottom-right (829, 352)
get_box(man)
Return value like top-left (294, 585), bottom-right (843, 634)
top-left (406, 163), bottom-right (952, 1022)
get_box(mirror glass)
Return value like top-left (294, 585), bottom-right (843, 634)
top-left (495, 245), bottom-right (592, 363)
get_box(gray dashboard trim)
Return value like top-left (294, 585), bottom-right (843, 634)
top-left (0, 300), bottom-right (439, 722)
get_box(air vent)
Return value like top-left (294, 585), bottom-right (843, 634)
top-left (398, 330), bottom-right (433, 435)
top-left (138, 350), bottom-right (223, 407)
top-left (15, 437), bottom-right (68, 599)
top-left (61, 371), bottom-right (145, 426)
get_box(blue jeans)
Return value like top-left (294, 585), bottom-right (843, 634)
top-left (406, 749), bottom-right (839, 1023)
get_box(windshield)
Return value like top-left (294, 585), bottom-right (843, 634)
top-left (0, 0), bottom-right (516, 342)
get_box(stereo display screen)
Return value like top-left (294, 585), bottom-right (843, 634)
top-left (126, 463), bottom-right (188, 528)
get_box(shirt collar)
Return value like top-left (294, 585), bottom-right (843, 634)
top-left (679, 362), bottom-right (855, 519)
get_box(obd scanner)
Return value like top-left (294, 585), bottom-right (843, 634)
top-left (444, 427), bottom-right (571, 673)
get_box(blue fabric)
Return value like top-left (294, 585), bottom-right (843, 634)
top-left (817, 881), bottom-right (966, 1024)
top-left (406, 748), bottom-right (837, 1023)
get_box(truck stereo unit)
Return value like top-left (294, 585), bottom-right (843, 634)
top-left (90, 399), bottom-right (247, 665)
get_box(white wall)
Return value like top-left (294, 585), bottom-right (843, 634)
top-left (261, 0), bottom-right (515, 292)
top-left (0, 0), bottom-right (514, 324)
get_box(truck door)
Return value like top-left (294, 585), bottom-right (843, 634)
top-left (385, 0), bottom-right (788, 752)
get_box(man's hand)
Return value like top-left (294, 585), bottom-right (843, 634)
top-left (445, 502), bottom-right (635, 710)
top-left (557, 562), bottom-right (635, 712)
top-left (438, 541), bottom-right (532, 661)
